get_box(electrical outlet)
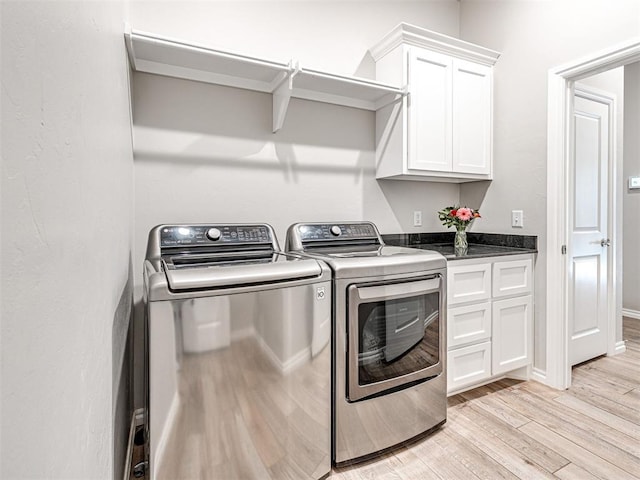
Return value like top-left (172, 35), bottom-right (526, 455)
top-left (413, 210), bottom-right (422, 227)
top-left (512, 210), bottom-right (524, 228)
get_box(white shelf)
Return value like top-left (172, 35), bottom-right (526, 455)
top-left (125, 27), bottom-right (406, 132)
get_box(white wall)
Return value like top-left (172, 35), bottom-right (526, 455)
top-left (130, 0), bottom-right (462, 282)
top-left (624, 62), bottom-right (640, 314)
top-left (459, 0), bottom-right (640, 372)
top-left (1, 2), bottom-right (133, 479)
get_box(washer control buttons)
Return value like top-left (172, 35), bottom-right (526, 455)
top-left (330, 225), bottom-right (342, 236)
top-left (206, 228), bottom-right (222, 241)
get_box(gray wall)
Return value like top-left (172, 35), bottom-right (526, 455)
top-left (624, 62), bottom-right (640, 314)
top-left (129, 0), bottom-right (463, 410)
top-left (129, 0), bottom-right (462, 274)
top-left (130, 0), bottom-right (640, 392)
top-left (458, 0), bottom-right (640, 371)
top-left (1, 2), bottom-right (134, 478)
top-left (2, 3), bottom-right (639, 478)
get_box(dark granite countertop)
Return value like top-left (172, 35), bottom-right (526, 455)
top-left (382, 232), bottom-right (537, 261)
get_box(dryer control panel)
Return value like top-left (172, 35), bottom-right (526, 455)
top-left (296, 223), bottom-right (378, 242)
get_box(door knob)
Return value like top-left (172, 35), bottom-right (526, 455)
top-left (600, 238), bottom-right (611, 247)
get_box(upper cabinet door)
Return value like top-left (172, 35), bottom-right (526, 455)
top-left (407, 48), bottom-right (452, 172)
top-left (452, 59), bottom-right (492, 175)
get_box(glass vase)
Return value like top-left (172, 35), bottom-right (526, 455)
top-left (454, 227), bottom-right (468, 256)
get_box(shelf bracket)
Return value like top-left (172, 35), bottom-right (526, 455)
top-left (272, 60), bottom-right (301, 133)
top-left (374, 84), bottom-right (409, 111)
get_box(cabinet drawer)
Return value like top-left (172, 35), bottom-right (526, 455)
top-left (448, 301), bottom-right (491, 349)
top-left (447, 341), bottom-right (492, 392)
top-left (492, 295), bottom-right (533, 375)
top-left (448, 262), bottom-right (491, 305)
top-left (493, 258), bottom-right (533, 298)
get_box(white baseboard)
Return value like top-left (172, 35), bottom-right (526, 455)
top-left (531, 367), bottom-right (547, 384)
top-left (614, 340), bottom-right (627, 355)
top-left (622, 308), bottom-right (640, 320)
top-left (506, 365), bottom-right (530, 381)
top-left (231, 326), bottom-right (255, 341)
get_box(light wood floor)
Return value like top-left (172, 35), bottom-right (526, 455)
top-left (331, 317), bottom-right (640, 480)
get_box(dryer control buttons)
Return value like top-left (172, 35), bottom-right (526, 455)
top-left (206, 228), bottom-right (222, 241)
top-left (330, 225), bottom-right (342, 236)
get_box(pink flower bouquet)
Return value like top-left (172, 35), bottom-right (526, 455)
top-left (438, 205), bottom-right (481, 230)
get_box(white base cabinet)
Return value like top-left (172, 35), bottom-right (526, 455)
top-left (446, 255), bottom-right (534, 395)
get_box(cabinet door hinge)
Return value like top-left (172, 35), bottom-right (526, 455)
top-left (561, 245), bottom-right (567, 255)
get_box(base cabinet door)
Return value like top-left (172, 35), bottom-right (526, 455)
top-left (447, 341), bottom-right (492, 392)
top-left (492, 295), bottom-right (533, 375)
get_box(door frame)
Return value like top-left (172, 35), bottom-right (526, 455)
top-left (545, 38), bottom-right (640, 390)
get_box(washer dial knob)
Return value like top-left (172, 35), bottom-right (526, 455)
top-left (330, 225), bottom-right (342, 236)
top-left (206, 228), bottom-right (222, 241)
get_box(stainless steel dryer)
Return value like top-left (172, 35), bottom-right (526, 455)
top-left (143, 224), bottom-right (332, 480)
top-left (286, 222), bottom-right (447, 466)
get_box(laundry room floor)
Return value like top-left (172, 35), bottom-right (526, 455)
top-left (330, 318), bottom-right (640, 479)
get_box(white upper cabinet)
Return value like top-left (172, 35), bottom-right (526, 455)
top-left (370, 23), bottom-right (500, 182)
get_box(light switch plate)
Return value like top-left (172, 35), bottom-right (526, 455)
top-left (629, 176), bottom-right (640, 189)
top-left (512, 210), bottom-right (524, 228)
top-left (413, 210), bottom-right (422, 227)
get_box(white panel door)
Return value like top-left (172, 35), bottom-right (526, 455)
top-left (569, 87), bottom-right (612, 366)
top-left (407, 47), bottom-right (452, 172)
top-left (452, 59), bottom-right (492, 175)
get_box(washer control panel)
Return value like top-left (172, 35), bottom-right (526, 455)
top-left (297, 223), bottom-right (378, 242)
top-left (160, 225), bottom-right (272, 247)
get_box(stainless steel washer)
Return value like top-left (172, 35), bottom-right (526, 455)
top-left (143, 224), bottom-right (332, 480)
top-left (286, 222), bottom-right (447, 466)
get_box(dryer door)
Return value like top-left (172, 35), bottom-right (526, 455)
top-left (346, 275), bottom-right (444, 402)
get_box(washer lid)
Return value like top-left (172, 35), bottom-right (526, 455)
top-left (164, 253), bottom-right (323, 291)
top-left (301, 246), bottom-right (446, 279)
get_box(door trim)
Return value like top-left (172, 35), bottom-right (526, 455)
top-left (545, 38), bottom-right (640, 389)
